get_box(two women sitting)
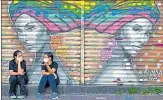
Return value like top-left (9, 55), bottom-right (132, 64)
top-left (9, 50), bottom-right (59, 99)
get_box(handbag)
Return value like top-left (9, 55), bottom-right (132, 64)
top-left (24, 72), bottom-right (29, 85)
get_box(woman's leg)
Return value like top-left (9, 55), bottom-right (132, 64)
top-left (9, 76), bottom-right (17, 96)
top-left (17, 75), bottom-right (26, 96)
top-left (47, 74), bottom-right (57, 93)
top-left (37, 75), bottom-right (48, 93)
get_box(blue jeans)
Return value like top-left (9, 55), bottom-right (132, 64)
top-left (38, 74), bottom-right (57, 93)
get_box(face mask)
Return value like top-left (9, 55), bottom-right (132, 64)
top-left (44, 58), bottom-right (49, 63)
top-left (17, 57), bottom-right (23, 62)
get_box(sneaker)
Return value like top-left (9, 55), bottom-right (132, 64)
top-left (50, 93), bottom-right (58, 99)
top-left (36, 93), bottom-right (44, 99)
top-left (9, 95), bottom-right (17, 99)
top-left (17, 95), bottom-right (25, 99)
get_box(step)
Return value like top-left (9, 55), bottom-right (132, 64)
top-left (2, 84), bottom-right (163, 97)
top-left (2, 94), bottom-right (163, 100)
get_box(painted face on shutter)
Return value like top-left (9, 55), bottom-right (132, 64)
top-left (118, 18), bottom-right (152, 57)
top-left (14, 14), bottom-right (48, 52)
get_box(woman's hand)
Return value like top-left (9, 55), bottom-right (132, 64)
top-left (53, 73), bottom-right (57, 79)
top-left (18, 71), bottom-right (24, 75)
top-left (44, 62), bottom-right (49, 66)
top-left (45, 73), bottom-right (50, 75)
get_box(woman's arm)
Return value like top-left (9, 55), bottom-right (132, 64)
top-left (9, 70), bottom-right (19, 76)
top-left (9, 60), bottom-right (19, 76)
top-left (45, 64), bottom-right (56, 74)
top-left (45, 64), bottom-right (57, 79)
top-left (41, 70), bottom-right (50, 75)
top-left (18, 62), bottom-right (24, 75)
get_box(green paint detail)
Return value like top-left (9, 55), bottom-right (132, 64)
top-left (27, 1), bottom-right (34, 6)
top-left (128, 87), bottom-right (141, 95)
top-left (2, 32), bottom-right (6, 36)
top-left (92, 70), bottom-right (97, 73)
top-left (80, 80), bottom-right (84, 85)
top-left (2, 45), bottom-right (6, 48)
top-left (68, 57), bottom-right (72, 60)
top-left (150, 58), bottom-right (155, 62)
top-left (48, 14), bottom-right (55, 19)
top-left (2, 58), bottom-right (6, 61)
top-left (115, 90), bottom-right (123, 95)
top-left (92, 57), bottom-right (96, 61)
top-left (157, 53), bottom-right (160, 56)
top-left (68, 44), bottom-right (72, 48)
top-left (154, 87), bottom-right (163, 94)
top-left (80, 69), bottom-right (84, 73)
top-left (141, 87), bottom-right (161, 95)
top-left (13, 32), bottom-right (17, 35)
top-left (2, 9), bottom-right (7, 12)
top-left (68, 32), bottom-right (72, 36)
top-left (92, 44), bottom-right (97, 48)
top-left (2, 20), bottom-right (6, 24)
top-left (150, 45), bottom-right (155, 50)
top-left (81, 45), bottom-right (84, 49)
top-left (138, 58), bottom-right (144, 62)
top-left (115, 87), bottom-right (163, 95)
top-left (93, 32), bottom-right (97, 37)
top-left (13, 45), bottom-right (17, 48)
top-left (61, 3), bottom-right (81, 18)
top-left (81, 56), bottom-right (84, 61)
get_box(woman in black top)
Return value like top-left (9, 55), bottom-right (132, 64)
top-left (37, 52), bottom-right (60, 99)
top-left (9, 50), bottom-right (27, 99)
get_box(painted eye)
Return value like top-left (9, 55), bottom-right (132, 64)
top-left (16, 29), bottom-right (23, 40)
top-left (144, 32), bottom-right (149, 36)
top-left (132, 25), bottom-right (141, 32)
top-left (144, 31), bottom-right (151, 37)
top-left (26, 25), bottom-right (35, 32)
top-left (16, 29), bottom-right (22, 35)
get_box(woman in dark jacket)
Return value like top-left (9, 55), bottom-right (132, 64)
top-left (9, 50), bottom-right (28, 99)
top-left (37, 52), bottom-right (60, 99)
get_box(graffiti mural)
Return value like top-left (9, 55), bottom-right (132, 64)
top-left (83, 0), bottom-right (161, 85)
top-left (1, 0), bottom-right (163, 85)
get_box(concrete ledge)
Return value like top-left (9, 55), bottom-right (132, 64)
top-left (2, 84), bottom-right (163, 97)
top-left (2, 94), bottom-right (163, 100)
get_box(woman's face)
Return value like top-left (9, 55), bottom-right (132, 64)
top-left (44, 54), bottom-right (51, 63)
top-left (14, 14), bottom-right (48, 52)
top-left (15, 52), bottom-right (23, 59)
top-left (119, 18), bottom-right (153, 57)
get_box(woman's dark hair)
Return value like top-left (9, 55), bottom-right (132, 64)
top-left (45, 52), bottom-right (53, 61)
top-left (13, 50), bottom-right (22, 59)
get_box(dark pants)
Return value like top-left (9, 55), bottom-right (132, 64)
top-left (38, 74), bottom-right (57, 93)
top-left (9, 75), bottom-right (26, 96)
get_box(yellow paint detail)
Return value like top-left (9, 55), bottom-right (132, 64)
top-left (71, 6), bottom-right (75, 9)
top-left (137, 3), bottom-right (141, 6)
top-left (151, 3), bottom-right (155, 7)
top-left (116, 0), bottom-right (124, 4)
top-left (64, 5), bottom-right (67, 8)
top-left (13, 0), bottom-right (19, 4)
top-left (90, 2), bottom-right (96, 6)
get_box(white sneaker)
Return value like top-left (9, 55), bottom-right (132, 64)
top-left (10, 95), bottom-right (17, 99)
top-left (17, 95), bottom-right (25, 99)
